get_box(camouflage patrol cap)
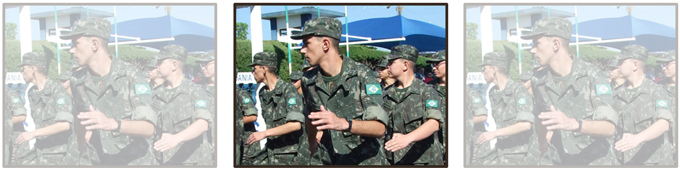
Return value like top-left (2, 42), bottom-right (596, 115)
top-left (478, 52), bottom-right (508, 67)
top-left (58, 70), bottom-right (72, 81)
top-left (290, 17), bottom-right (342, 40)
top-left (520, 17), bottom-right (572, 40)
top-left (386, 45), bottom-right (419, 62)
top-left (519, 70), bottom-right (533, 81)
top-left (156, 45), bottom-right (188, 62)
top-left (248, 52), bottom-right (278, 68)
top-left (59, 17), bottom-right (111, 40)
top-left (376, 58), bottom-right (389, 68)
top-left (195, 50), bottom-right (215, 63)
top-left (300, 61), bottom-right (312, 70)
top-left (426, 50), bottom-right (447, 63)
top-left (289, 71), bottom-right (303, 80)
top-left (146, 57), bottom-right (159, 68)
top-left (656, 50), bottom-right (676, 63)
top-left (617, 45), bottom-right (648, 62)
top-left (607, 55), bottom-right (621, 68)
top-left (17, 52), bottom-right (48, 68)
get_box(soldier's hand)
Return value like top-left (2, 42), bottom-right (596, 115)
top-left (309, 105), bottom-right (348, 131)
top-left (247, 131), bottom-right (267, 145)
top-left (78, 105), bottom-right (117, 131)
top-left (615, 133), bottom-right (643, 152)
top-left (538, 105), bottom-right (578, 131)
top-left (154, 133), bottom-right (182, 152)
top-left (385, 133), bottom-right (413, 152)
top-left (476, 131), bottom-right (497, 145)
top-left (15, 131), bottom-right (36, 145)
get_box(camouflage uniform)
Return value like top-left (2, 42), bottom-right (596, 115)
top-left (5, 87), bottom-right (31, 165)
top-left (612, 45), bottom-right (674, 165)
top-left (16, 52), bottom-right (79, 165)
top-left (479, 52), bottom-right (539, 165)
top-left (426, 50), bottom-right (447, 163)
top-left (522, 17), bottom-right (619, 165)
top-left (292, 17), bottom-right (390, 165)
top-left (248, 52), bottom-right (309, 165)
top-left (656, 50), bottom-right (677, 163)
top-left (195, 50), bottom-right (217, 163)
top-left (465, 87), bottom-right (487, 166)
top-left (235, 88), bottom-right (257, 165)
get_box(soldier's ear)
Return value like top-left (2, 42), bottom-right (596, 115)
top-left (91, 38), bottom-right (99, 51)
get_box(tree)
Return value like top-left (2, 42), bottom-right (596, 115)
top-left (466, 22), bottom-right (478, 40)
top-left (237, 22), bottom-right (249, 40)
top-left (5, 22), bottom-right (17, 40)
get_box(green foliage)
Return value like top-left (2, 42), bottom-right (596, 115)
top-left (108, 45), bottom-right (158, 69)
top-left (466, 22), bottom-right (478, 40)
top-left (568, 45), bottom-right (618, 69)
top-left (236, 39), bottom-right (253, 72)
top-left (338, 45), bottom-right (389, 69)
top-left (237, 22), bottom-right (249, 40)
top-left (5, 22), bottom-right (17, 40)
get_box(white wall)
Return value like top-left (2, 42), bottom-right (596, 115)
top-left (275, 15), bottom-right (303, 44)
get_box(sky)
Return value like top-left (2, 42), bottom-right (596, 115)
top-left (466, 5), bottom-right (676, 41)
top-left (4, 5), bottom-right (215, 40)
top-left (236, 5), bottom-right (446, 41)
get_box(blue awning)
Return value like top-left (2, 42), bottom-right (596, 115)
top-left (112, 15), bottom-right (215, 52)
top-left (572, 15), bottom-right (675, 52)
top-left (339, 15), bottom-right (445, 52)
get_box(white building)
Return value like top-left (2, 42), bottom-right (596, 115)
top-left (492, 7), bottom-right (573, 44)
top-left (261, 6), bottom-right (344, 44)
top-left (31, 7), bottom-right (113, 44)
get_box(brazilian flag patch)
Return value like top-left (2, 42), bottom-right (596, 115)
top-left (135, 84), bottom-right (151, 95)
top-left (595, 84), bottom-right (612, 95)
top-left (366, 84), bottom-right (382, 95)
top-left (426, 100), bottom-right (439, 108)
top-left (195, 100), bottom-right (208, 108)
top-left (287, 98), bottom-right (297, 106)
top-left (518, 98), bottom-right (527, 105)
top-left (473, 98), bottom-right (481, 104)
top-left (56, 98), bottom-right (66, 106)
top-left (656, 100), bottom-right (669, 108)
top-left (243, 97), bottom-right (252, 104)
top-left (12, 98), bottom-right (20, 104)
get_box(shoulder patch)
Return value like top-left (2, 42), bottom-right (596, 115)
top-left (366, 84), bottom-right (382, 95)
top-left (135, 84), bottom-right (151, 95)
top-left (195, 100), bottom-right (208, 108)
top-left (287, 98), bottom-right (297, 106)
top-left (56, 98), bottom-right (66, 106)
top-left (12, 98), bottom-right (20, 104)
top-left (426, 100), bottom-right (439, 108)
top-left (243, 97), bottom-right (252, 104)
top-left (656, 100), bottom-right (668, 108)
top-left (595, 84), bottom-right (612, 95)
top-left (473, 98), bottom-right (481, 104)
top-left (518, 98), bottom-right (527, 105)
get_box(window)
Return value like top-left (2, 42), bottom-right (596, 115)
top-left (48, 27), bottom-right (71, 36)
top-left (279, 26), bottom-right (302, 37)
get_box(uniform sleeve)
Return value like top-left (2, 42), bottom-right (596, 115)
top-left (53, 86), bottom-right (74, 123)
top-left (514, 85), bottom-right (534, 123)
top-left (192, 86), bottom-right (214, 125)
top-left (239, 90), bottom-right (258, 116)
top-left (469, 90), bottom-right (487, 117)
top-left (284, 85), bottom-right (305, 123)
top-left (653, 86), bottom-right (674, 124)
top-left (359, 72), bottom-right (389, 125)
top-left (129, 73), bottom-right (158, 126)
top-left (424, 87), bottom-right (445, 128)
top-left (8, 90), bottom-right (27, 116)
top-left (589, 75), bottom-right (618, 126)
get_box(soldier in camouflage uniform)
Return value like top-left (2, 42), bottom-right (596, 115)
top-left (195, 50), bottom-right (216, 164)
top-left (14, 52), bottom-right (79, 165)
top-left (610, 45), bottom-right (674, 165)
top-left (656, 50), bottom-right (676, 165)
top-left (521, 17), bottom-right (619, 165)
top-left (60, 17), bottom-right (158, 165)
top-left (606, 56), bottom-right (626, 92)
top-left (245, 52), bottom-right (308, 165)
top-left (465, 83), bottom-right (488, 166)
top-left (426, 50), bottom-right (447, 164)
top-left (145, 56), bottom-right (164, 89)
top-left (5, 87), bottom-right (30, 165)
top-left (381, 45), bottom-right (444, 165)
top-left (150, 45), bottom-right (213, 165)
top-left (476, 52), bottom-right (539, 165)
top-left (376, 57), bottom-right (395, 89)
top-left (519, 71), bottom-right (533, 95)
top-left (59, 71), bottom-right (73, 95)
top-left (291, 17), bottom-right (389, 165)
top-left (235, 87), bottom-right (257, 166)
top-left (290, 71), bottom-right (304, 95)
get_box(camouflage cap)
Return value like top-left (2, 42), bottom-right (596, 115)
top-left (519, 70), bottom-right (533, 81)
top-left (386, 45), bottom-right (419, 62)
top-left (656, 50), bottom-right (676, 63)
top-left (426, 50), bottom-right (447, 63)
top-left (58, 70), bottom-right (72, 81)
top-left (248, 52), bottom-right (278, 68)
top-left (478, 52), bottom-right (508, 67)
top-left (195, 50), bottom-right (215, 63)
top-left (289, 71), bottom-right (304, 80)
top-left (146, 56), bottom-right (159, 68)
top-left (520, 17), bottom-right (572, 40)
top-left (372, 70), bottom-right (380, 78)
top-left (59, 17), bottom-right (111, 40)
top-left (617, 45), bottom-right (648, 62)
top-left (156, 45), bottom-right (188, 62)
top-left (17, 52), bottom-right (48, 68)
top-left (607, 55), bottom-right (621, 68)
top-left (376, 58), bottom-right (389, 68)
top-left (291, 17), bottom-right (342, 40)
top-left (300, 61), bottom-right (312, 70)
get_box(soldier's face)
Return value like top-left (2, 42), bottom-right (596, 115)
top-left (432, 61), bottom-right (446, 78)
top-left (20, 65), bottom-right (35, 83)
top-left (608, 67), bottom-right (620, 79)
top-left (530, 37), bottom-right (555, 67)
top-left (292, 79), bottom-right (302, 89)
top-left (662, 61), bottom-right (676, 78)
top-left (387, 59), bottom-right (406, 78)
top-left (252, 65), bottom-right (265, 83)
top-left (156, 59), bottom-right (176, 79)
top-left (481, 65), bottom-right (496, 83)
top-left (69, 36), bottom-right (95, 66)
top-left (378, 67), bottom-right (390, 79)
top-left (300, 36), bottom-right (324, 66)
top-left (617, 59), bottom-right (638, 78)
top-left (147, 67), bottom-right (159, 79)
top-left (201, 61), bottom-right (215, 78)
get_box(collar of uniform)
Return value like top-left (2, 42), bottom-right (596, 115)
top-left (267, 77), bottom-right (286, 95)
top-left (543, 55), bottom-right (587, 93)
top-left (385, 76), bottom-right (422, 101)
top-left (334, 56), bottom-right (359, 90)
top-left (155, 77), bottom-right (192, 101)
top-left (83, 55), bottom-right (125, 94)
